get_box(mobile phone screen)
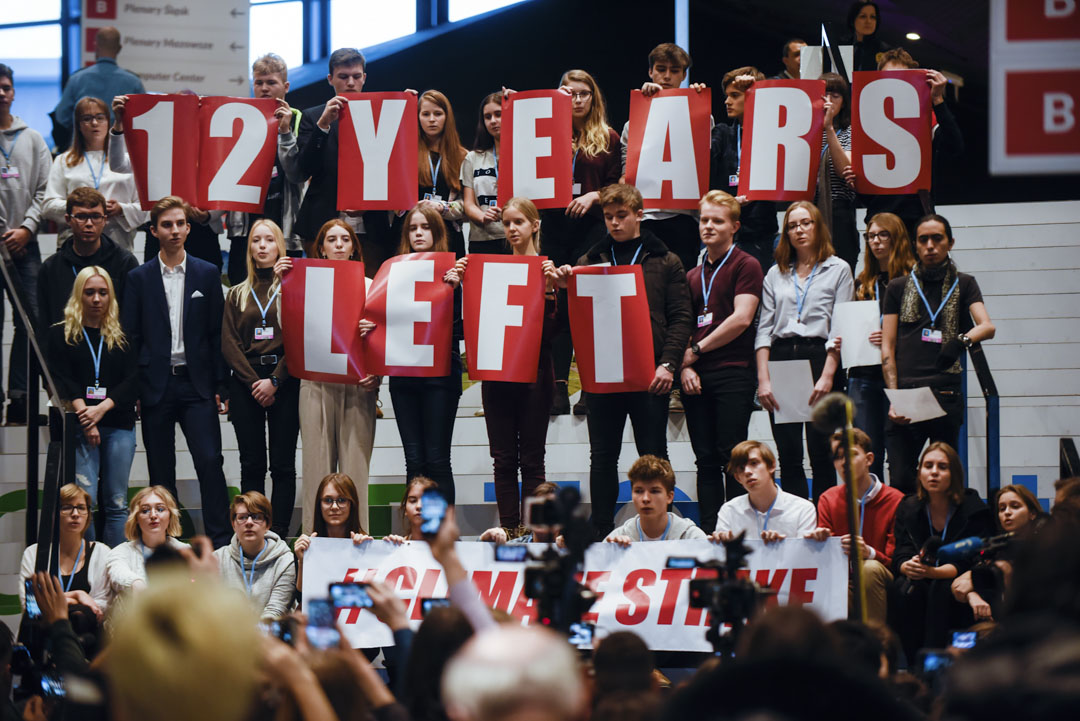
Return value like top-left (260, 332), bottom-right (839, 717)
top-left (24, 580), bottom-right (41, 620)
top-left (421, 598), bottom-right (452, 616)
top-left (568, 622), bottom-right (594, 646)
top-left (951, 631), bottom-right (976, 649)
top-left (495, 544), bottom-right (528, 562)
top-left (330, 582), bottom-right (373, 609)
top-left (306, 598), bottom-right (340, 650)
top-left (665, 557), bottom-right (697, 570)
top-left (420, 489), bottom-right (448, 536)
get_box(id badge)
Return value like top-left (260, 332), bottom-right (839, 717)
top-left (572, 182), bottom-right (582, 196)
top-left (697, 312), bottom-right (713, 328)
top-left (255, 326), bottom-right (275, 340)
top-left (86, 386), bottom-right (107, 400)
top-left (270, 166), bottom-right (279, 178)
top-left (488, 199), bottom-right (498, 208)
top-left (728, 174), bottom-right (738, 187)
top-left (785, 319), bottom-right (808, 335)
top-left (0, 166), bottom-right (19, 180)
top-left (921, 328), bottom-right (943, 344)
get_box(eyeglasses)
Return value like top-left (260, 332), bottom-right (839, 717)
top-left (79, 114), bottom-right (108, 125)
top-left (786, 219), bottom-right (815, 232)
top-left (72, 213), bottom-right (106, 223)
top-left (60, 504), bottom-right (89, 516)
top-left (917, 233), bottom-right (947, 243)
top-left (570, 91), bottom-right (593, 101)
top-left (138, 504), bottom-right (169, 516)
top-left (864, 230), bottom-right (891, 242)
top-left (235, 512), bottom-right (268, 524)
top-left (321, 497), bottom-right (350, 508)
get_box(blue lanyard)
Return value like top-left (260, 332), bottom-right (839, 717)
top-left (611, 243), bottom-right (644, 266)
top-left (86, 151), bottom-right (107, 190)
top-left (926, 505), bottom-right (955, 541)
top-left (249, 287), bottom-right (280, 327)
top-left (912, 274), bottom-right (959, 329)
top-left (702, 245), bottom-right (735, 307)
top-left (572, 149), bottom-right (579, 178)
top-left (428, 153), bottom-right (441, 196)
top-left (86, 331), bottom-right (104, 388)
top-left (792, 264), bottom-right (820, 321)
top-left (0, 129), bottom-right (23, 164)
top-left (63, 541), bottom-right (85, 593)
top-left (858, 480), bottom-right (875, 535)
top-left (492, 148), bottom-right (498, 179)
top-left (877, 278), bottom-right (886, 324)
top-left (736, 124), bottom-right (742, 170)
top-left (637, 514), bottom-right (672, 541)
top-left (756, 492), bottom-right (780, 534)
top-left (242, 540), bottom-right (268, 596)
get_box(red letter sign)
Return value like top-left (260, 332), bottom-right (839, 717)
top-left (497, 90), bottom-right (572, 209)
top-left (462, 255), bottom-right (546, 383)
top-left (362, 252), bottom-right (457, 376)
top-left (739, 80), bottom-right (825, 201)
top-left (124, 94), bottom-right (200, 210)
top-left (337, 92), bottom-right (418, 211)
top-left (197, 97), bottom-right (279, 212)
top-left (568, 266), bottom-right (654, 393)
top-left (852, 71), bottom-right (932, 195)
top-left (281, 259), bottom-right (368, 383)
top-left (625, 89), bottom-right (712, 209)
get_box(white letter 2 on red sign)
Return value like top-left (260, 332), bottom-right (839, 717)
top-left (207, 102), bottom-right (269, 205)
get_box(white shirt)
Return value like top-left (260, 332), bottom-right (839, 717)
top-left (159, 252), bottom-right (187, 366)
top-left (41, 150), bottom-right (147, 251)
top-left (755, 254), bottom-right (855, 350)
top-left (715, 487), bottom-right (818, 539)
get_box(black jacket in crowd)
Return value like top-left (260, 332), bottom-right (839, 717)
top-left (892, 488), bottom-right (994, 577)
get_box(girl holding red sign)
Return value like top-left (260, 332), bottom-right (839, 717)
top-left (461, 92), bottom-right (507, 255)
top-left (279, 219), bottom-right (380, 533)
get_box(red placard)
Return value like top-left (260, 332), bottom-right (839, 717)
top-left (280, 259), bottom-right (368, 383)
top-left (1006, 0), bottom-right (1080, 41)
top-left (497, 90), bottom-right (573, 209)
top-left (851, 71), bottom-right (932, 195)
top-left (739, 80), bottom-right (825, 202)
top-left (85, 0), bottom-right (117, 20)
top-left (123, 94), bottom-right (200, 210)
top-left (624, 89), bottom-right (712, 209)
top-left (568, 266), bottom-right (654, 394)
top-left (1006, 69), bottom-right (1080, 155)
top-left (337, 92), bottom-right (418, 211)
top-left (362, 252), bottom-right (457, 376)
top-left (462, 255), bottom-right (546, 383)
top-left (196, 97), bottom-right (278, 212)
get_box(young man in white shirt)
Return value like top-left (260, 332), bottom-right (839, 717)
top-left (605, 455), bottom-right (706, 545)
top-left (711, 440), bottom-right (829, 544)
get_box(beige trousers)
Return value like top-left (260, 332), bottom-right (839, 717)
top-left (853, 558), bottom-right (894, 626)
top-left (299, 380), bottom-right (377, 533)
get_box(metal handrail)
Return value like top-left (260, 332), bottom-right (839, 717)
top-left (967, 342), bottom-right (1001, 497)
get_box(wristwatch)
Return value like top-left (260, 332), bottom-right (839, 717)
top-left (959, 333), bottom-right (973, 348)
top-left (661, 362), bottom-right (676, 373)
top-left (690, 341), bottom-right (702, 356)
top-left (269, 376), bottom-right (280, 388)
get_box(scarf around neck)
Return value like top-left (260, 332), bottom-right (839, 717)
top-left (900, 259), bottom-right (962, 374)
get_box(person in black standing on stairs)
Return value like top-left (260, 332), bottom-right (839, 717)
top-left (221, 219), bottom-right (299, 539)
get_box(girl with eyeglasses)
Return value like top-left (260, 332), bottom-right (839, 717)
top-left (47, 265), bottom-right (137, 547)
top-left (41, 96), bottom-right (144, 251)
top-left (212, 491), bottom-right (296, 619)
top-left (105, 486), bottom-right (189, 600)
top-left (848, 213), bottom-right (915, 481)
top-left (292, 473), bottom-right (372, 593)
top-left (20, 484), bottom-right (110, 619)
top-left (755, 201), bottom-right (854, 503)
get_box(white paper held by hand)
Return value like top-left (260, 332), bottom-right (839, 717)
top-left (884, 387), bottom-right (947, 424)
top-left (833, 301), bottom-right (882, 369)
top-left (767, 359), bottom-right (815, 424)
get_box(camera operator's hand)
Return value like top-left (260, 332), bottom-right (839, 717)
top-left (479, 527), bottom-right (509, 544)
top-left (178, 536), bottom-right (220, 578)
top-left (22, 695), bottom-right (49, 721)
top-left (900, 555), bottom-right (929, 580)
top-left (366, 579), bottom-right (409, 632)
top-left (260, 634), bottom-right (338, 719)
top-left (430, 507), bottom-right (467, 587)
top-left (32, 572), bottom-right (68, 625)
top-left (967, 590), bottom-right (993, 621)
top-left (605, 535), bottom-right (633, 548)
top-left (709, 530), bottom-right (735, 543)
top-left (760, 530), bottom-right (786, 544)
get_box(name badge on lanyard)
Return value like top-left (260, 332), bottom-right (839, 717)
top-left (255, 326), bottom-right (275, 340)
top-left (728, 174), bottom-right (738, 187)
top-left (86, 386), bottom-right (107, 400)
top-left (0, 166), bottom-right (19, 179)
top-left (251, 287), bottom-right (280, 342)
top-left (697, 312), bottom-right (713, 328)
top-left (921, 328), bottom-right (943, 344)
top-left (423, 192), bottom-right (444, 202)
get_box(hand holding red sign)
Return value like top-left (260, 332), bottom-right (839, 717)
top-left (362, 252), bottom-right (457, 376)
top-left (568, 266), bottom-right (655, 393)
top-left (462, 254), bottom-right (547, 383)
top-left (852, 70), bottom-right (932, 195)
top-left (337, 92), bottom-right (419, 211)
top-left (625, 88), bottom-right (712, 209)
top-left (123, 94), bottom-right (200, 210)
top-left (497, 90), bottom-right (573, 210)
top-left (738, 80), bottom-right (826, 202)
top-left (280, 259), bottom-right (368, 383)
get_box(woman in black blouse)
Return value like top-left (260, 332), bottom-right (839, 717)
top-left (47, 266), bottom-right (137, 547)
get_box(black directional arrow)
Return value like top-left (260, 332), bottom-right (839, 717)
top-left (231, 8), bottom-right (247, 17)
top-left (229, 76), bottom-right (245, 85)
top-left (230, 42), bottom-right (245, 51)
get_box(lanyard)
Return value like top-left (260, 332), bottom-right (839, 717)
top-left (611, 243), bottom-right (644, 266)
top-left (428, 152), bottom-right (441, 196)
top-left (857, 480), bottom-right (875, 536)
top-left (736, 124), bottom-right (742, 171)
top-left (86, 331), bottom-right (105, 388)
top-left (756, 492), bottom-right (780, 534)
top-left (0, 129), bottom-right (23, 164)
top-left (792, 263), bottom-right (820, 321)
top-left (637, 514), bottom-right (672, 541)
top-left (926, 505), bottom-right (955, 541)
top-left (571, 149), bottom-right (579, 178)
top-left (63, 541), bottom-right (85, 593)
top-left (243, 540), bottom-right (268, 596)
top-left (912, 274), bottom-right (959, 329)
top-left (492, 148), bottom-right (499, 179)
top-left (876, 278), bottom-right (886, 324)
top-left (250, 287), bottom-right (280, 327)
top-left (702, 245), bottom-right (735, 306)
top-left (86, 151), bottom-right (107, 190)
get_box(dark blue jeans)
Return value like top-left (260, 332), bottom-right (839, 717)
top-left (389, 373), bottom-right (461, 504)
top-left (0, 241), bottom-right (41, 402)
top-left (848, 372), bottom-right (887, 480)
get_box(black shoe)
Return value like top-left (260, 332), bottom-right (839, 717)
top-left (5, 399), bottom-right (26, 426)
top-left (551, 381), bottom-right (570, 415)
top-left (573, 393), bottom-right (588, 416)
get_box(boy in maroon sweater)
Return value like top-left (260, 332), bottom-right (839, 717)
top-left (818, 428), bottom-right (904, 624)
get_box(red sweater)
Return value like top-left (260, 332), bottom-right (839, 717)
top-left (817, 482), bottom-right (905, 566)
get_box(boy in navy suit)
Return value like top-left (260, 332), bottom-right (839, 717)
top-left (122, 196), bottom-right (231, 546)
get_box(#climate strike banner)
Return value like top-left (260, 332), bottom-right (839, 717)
top-left (303, 538), bottom-right (848, 652)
